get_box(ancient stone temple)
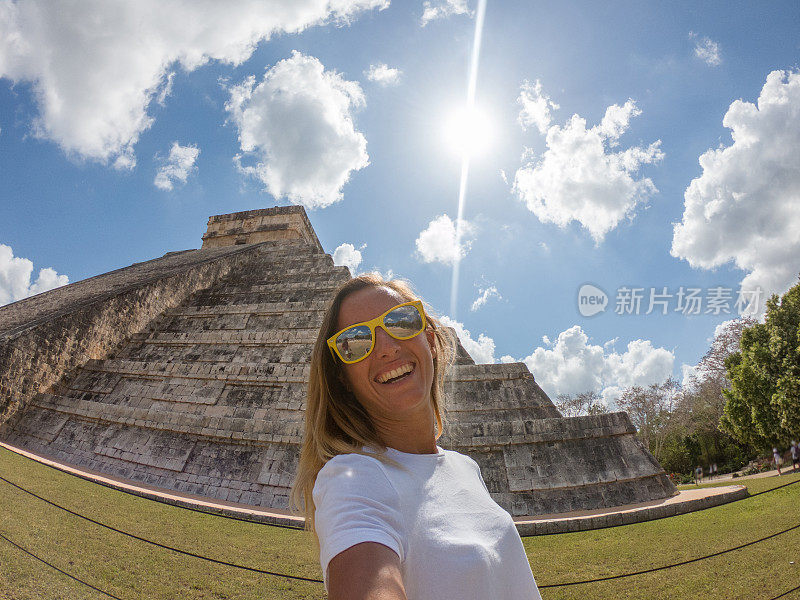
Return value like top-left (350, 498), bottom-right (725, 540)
top-left (0, 206), bottom-right (676, 517)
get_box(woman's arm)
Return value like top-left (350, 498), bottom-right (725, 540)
top-left (327, 542), bottom-right (407, 600)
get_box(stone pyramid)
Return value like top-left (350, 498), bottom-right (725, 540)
top-left (0, 206), bottom-right (675, 517)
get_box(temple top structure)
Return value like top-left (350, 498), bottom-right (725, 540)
top-left (201, 206), bottom-right (323, 252)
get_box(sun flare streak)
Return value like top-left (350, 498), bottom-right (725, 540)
top-left (450, 0), bottom-right (488, 319)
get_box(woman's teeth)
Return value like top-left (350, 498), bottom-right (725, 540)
top-left (376, 363), bottom-right (414, 383)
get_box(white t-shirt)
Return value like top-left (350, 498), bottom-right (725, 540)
top-left (312, 445), bottom-right (542, 599)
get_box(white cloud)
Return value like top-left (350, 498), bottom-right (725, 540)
top-left (155, 71), bottom-right (176, 107)
top-left (415, 214), bottom-right (476, 265)
top-left (0, 244), bottom-right (68, 306)
top-left (364, 268), bottom-right (396, 281)
top-left (154, 142), bottom-right (200, 191)
top-left (681, 363), bottom-right (700, 389)
top-left (0, 0), bottom-right (387, 166)
top-left (690, 32), bottom-right (722, 66)
top-left (439, 315), bottom-right (495, 364)
top-left (112, 148), bottom-right (137, 171)
top-left (420, 0), bottom-right (472, 26)
top-left (671, 70), bottom-right (800, 309)
top-left (514, 325), bottom-right (674, 405)
top-left (513, 82), bottom-right (664, 242)
top-left (227, 51), bottom-right (369, 209)
top-left (332, 242), bottom-right (365, 274)
top-left (470, 286), bottom-right (501, 311)
top-left (517, 79), bottom-right (559, 135)
top-left (364, 63), bottom-right (402, 86)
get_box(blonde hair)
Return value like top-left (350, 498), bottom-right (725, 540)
top-left (290, 273), bottom-right (454, 538)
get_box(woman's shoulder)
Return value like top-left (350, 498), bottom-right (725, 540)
top-left (320, 449), bottom-right (387, 471)
top-left (313, 450), bottom-right (401, 509)
top-left (442, 447), bottom-right (481, 469)
top-left (314, 451), bottom-right (391, 490)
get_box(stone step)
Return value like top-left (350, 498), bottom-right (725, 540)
top-left (444, 382), bottom-right (556, 413)
top-left (501, 438), bottom-right (664, 492)
top-left (130, 329), bottom-right (319, 346)
top-left (31, 396), bottom-right (304, 444)
top-left (217, 271), bottom-right (348, 289)
top-left (115, 342), bottom-right (312, 366)
top-left (164, 301), bottom-right (328, 317)
top-left (224, 249), bottom-right (338, 266)
top-left (240, 239), bottom-right (319, 254)
top-left (439, 413), bottom-right (635, 447)
top-left (52, 370), bottom-right (307, 409)
top-left (156, 311), bottom-right (324, 334)
top-left (443, 406), bottom-right (560, 422)
top-left (185, 290), bottom-right (333, 306)
top-left (188, 287), bottom-right (340, 305)
top-left (196, 279), bottom-right (345, 297)
top-left (82, 358), bottom-right (310, 383)
top-left (221, 261), bottom-right (347, 281)
top-left (447, 363), bottom-right (534, 381)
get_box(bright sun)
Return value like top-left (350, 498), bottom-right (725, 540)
top-left (443, 105), bottom-right (494, 158)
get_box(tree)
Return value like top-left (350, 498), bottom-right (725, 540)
top-left (693, 316), bottom-right (757, 384)
top-left (616, 378), bottom-right (679, 461)
top-left (721, 276), bottom-right (800, 449)
top-left (554, 391), bottom-right (607, 417)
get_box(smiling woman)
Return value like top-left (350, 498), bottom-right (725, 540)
top-left (290, 273), bottom-right (542, 600)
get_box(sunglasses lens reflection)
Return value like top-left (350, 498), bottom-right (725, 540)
top-left (336, 325), bottom-right (372, 362)
top-left (384, 305), bottom-right (424, 339)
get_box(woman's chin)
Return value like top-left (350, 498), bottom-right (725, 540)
top-left (372, 384), bottom-right (431, 414)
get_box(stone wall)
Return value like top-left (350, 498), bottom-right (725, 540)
top-left (0, 244), bottom-right (280, 425)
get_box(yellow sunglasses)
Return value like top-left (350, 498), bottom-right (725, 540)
top-left (327, 300), bottom-right (427, 364)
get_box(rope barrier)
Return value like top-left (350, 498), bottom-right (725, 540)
top-left (4, 518), bottom-right (798, 600)
top-left (538, 521), bottom-right (800, 588)
top-left (769, 583), bottom-right (800, 600)
top-left (748, 476), bottom-right (800, 497)
top-left (3, 444), bottom-right (800, 595)
top-left (0, 475), bottom-right (323, 584)
top-left (0, 531), bottom-right (126, 599)
top-left (522, 476), bottom-right (800, 537)
top-left (3, 473), bottom-right (799, 590)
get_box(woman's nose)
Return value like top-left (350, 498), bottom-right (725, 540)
top-left (373, 326), bottom-right (400, 358)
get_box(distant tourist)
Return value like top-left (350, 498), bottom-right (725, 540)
top-left (773, 447), bottom-right (782, 476)
top-left (292, 274), bottom-right (542, 599)
top-left (791, 441), bottom-right (799, 472)
top-left (712, 463), bottom-right (718, 478)
top-left (695, 465), bottom-right (703, 484)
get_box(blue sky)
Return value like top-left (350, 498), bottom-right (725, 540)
top-left (2, 0), bottom-right (799, 406)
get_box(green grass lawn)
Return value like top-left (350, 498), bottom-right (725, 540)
top-left (1, 446), bottom-right (798, 600)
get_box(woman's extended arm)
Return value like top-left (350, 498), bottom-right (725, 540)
top-left (327, 542), bottom-right (407, 600)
